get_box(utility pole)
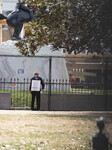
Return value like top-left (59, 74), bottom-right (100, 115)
top-left (0, 0), bottom-right (2, 43)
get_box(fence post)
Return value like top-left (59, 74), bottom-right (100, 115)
top-left (101, 56), bottom-right (104, 90)
top-left (104, 58), bottom-right (108, 110)
top-left (48, 56), bottom-right (52, 111)
top-left (91, 116), bottom-right (109, 150)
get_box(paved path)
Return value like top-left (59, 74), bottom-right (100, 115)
top-left (0, 110), bottom-right (112, 117)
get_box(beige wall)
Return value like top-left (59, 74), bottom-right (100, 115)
top-left (2, 27), bottom-right (14, 41)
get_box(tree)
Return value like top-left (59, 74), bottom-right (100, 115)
top-left (15, 0), bottom-right (112, 56)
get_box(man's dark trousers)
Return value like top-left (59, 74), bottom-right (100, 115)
top-left (31, 91), bottom-right (40, 110)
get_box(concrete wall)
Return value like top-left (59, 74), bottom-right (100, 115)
top-left (41, 94), bottom-right (112, 111)
top-left (0, 93), bottom-right (11, 109)
top-left (0, 93), bottom-right (111, 111)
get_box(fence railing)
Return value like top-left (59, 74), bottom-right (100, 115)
top-left (0, 78), bottom-right (112, 93)
top-left (0, 78), bottom-right (112, 108)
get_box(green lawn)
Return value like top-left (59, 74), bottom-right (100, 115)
top-left (0, 111), bottom-right (112, 150)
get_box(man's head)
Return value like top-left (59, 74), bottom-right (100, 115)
top-left (34, 71), bottom-right (39, 77)
top-left (18, 0), bottom-right (22, 2)
top-left (97, 116), bottom-right (105, 132)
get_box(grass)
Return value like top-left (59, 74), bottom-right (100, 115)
top-left (0, 111), bottom-right (112, 150)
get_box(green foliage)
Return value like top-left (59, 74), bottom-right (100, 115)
top-left (15, 0), bottom-right (112, 56)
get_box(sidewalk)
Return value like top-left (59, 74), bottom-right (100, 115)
top-left (0, 110), bottom-right (112, 117)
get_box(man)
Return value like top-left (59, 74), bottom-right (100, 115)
top-left (13, 0), bottom-right (34, 40)
top-left (69, 74), bottom-right (76, 88)
top-left (11, 0), bottom-right (34, 40)
top-left (29, 71), bottom-right (45, 111)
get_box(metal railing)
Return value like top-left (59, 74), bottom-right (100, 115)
top-left (0, 78), bottom-right (112, 108)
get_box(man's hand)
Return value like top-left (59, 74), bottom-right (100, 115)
top-left (40, 88), bottom-right (43, 94)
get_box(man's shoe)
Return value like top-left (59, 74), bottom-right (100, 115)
top-left (12, 35), bottom-right (22, 40)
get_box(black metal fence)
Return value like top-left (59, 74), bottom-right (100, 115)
top-left (0, 77), bottom-right (112, 108)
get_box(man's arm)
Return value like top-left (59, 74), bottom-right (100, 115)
top-left (29, 78), bottom-right (32, 92)
top-left (41, 78), bottom-right (45, 90)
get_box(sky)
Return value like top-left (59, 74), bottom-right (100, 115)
top-left (2, 0), bottom-right (18, 11)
